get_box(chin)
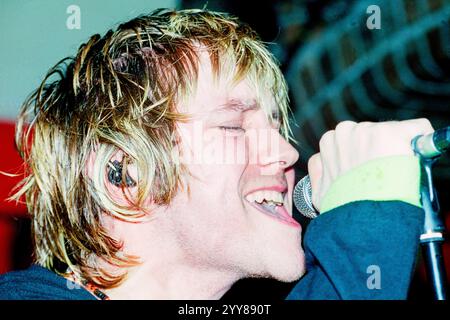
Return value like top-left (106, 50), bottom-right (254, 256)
top-left (264, 233), bottom-right (306, 282)
top-left (271, 254), bottom-right (306, 282)
top-left (249, 248), bottom-right (306, 283)
top-left (276, 266), bottom-right (306, 283)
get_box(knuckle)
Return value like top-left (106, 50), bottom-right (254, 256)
top-left (335, 120), bottom-right (356, 132)
top-left (307, 153), bottom-right (320, 170)
top-left (416, 118), bottom-right (434, 131)
top-left (401, 118), bottom-right (434, 137)
top-left (356, 121), bottom-right (376, 130)
top-left (335, 121), bottom-right (357, 143)
top-left (319, 130), bottom-right (335, 149)
top-left (358, 120), bottom-right (374, 125)
top-left (307, 153), bottom-right (322, 188)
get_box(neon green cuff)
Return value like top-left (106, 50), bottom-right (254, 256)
top-left (320, 155), bottom-right (422, 214)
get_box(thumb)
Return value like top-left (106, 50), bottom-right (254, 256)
top-left (307, 153), bottom-right (322, 210)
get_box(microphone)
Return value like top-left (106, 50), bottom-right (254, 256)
top-left (293, 126), bottom-right (450, 218)
top-left (293, 175), bottom-right (318, 219)
top-left (412, 127), bottom-right (450, 159)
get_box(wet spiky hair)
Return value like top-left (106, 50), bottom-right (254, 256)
top-left (13, 8), bottom-right (292, 289)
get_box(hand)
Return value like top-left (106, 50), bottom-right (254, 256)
top-left (308, 118), bottom-right (435, 211)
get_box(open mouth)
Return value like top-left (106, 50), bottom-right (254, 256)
top-left (245, 189), bottom-right (300, 228)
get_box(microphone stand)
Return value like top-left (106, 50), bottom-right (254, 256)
top-left (417, 155), bottom-right (447, 300)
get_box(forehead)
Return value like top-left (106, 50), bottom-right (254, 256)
top-left (178, 50), bottom-right (277, 116)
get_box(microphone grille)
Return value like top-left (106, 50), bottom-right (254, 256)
top-left (293, 176), bottom-right (318, 219)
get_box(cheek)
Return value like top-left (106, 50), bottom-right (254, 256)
top-left (175, 127), bottom-right (250, 227)
top-left (177, 123), bottom-right (249, 168)
top-left (176, 161), bottom-right (249, 246)
top-left (169, 164), bottom-right (251, 253)
top-left (184, 133), bottom-right (249, 196)
top-left (187, 163), bottom-right (247, 207)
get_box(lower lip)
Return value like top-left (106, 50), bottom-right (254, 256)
top-left (248, 201), bottom-right (301, 229)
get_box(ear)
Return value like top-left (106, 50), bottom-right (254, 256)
top-left (86, 148), bottom-right (140, 208)
top-left (107, 160), bottom-right (136, 188)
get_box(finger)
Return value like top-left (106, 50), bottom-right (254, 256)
top-left (334, 121), bottom-right (356, 174)
top-left (404, 118), bottom-right (435, 136)
top-left (307, 153), bottom-right (322, 209)
top-left (319, 129), bottom-right (339, 181)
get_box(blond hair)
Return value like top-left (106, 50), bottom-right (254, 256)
top-left (13, 8), bottom-right (292, 288)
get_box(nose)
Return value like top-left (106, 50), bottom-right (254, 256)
top-left (249, 128), bottom-right (299, 174)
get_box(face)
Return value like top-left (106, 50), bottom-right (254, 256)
top-left (165, 52), bottom-right (305, 282)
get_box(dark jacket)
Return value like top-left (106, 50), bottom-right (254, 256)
top-left (287, 200), bottom-right (423, 299)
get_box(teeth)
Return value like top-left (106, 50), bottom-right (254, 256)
top-left (245, 190), bottom-right (284, 205)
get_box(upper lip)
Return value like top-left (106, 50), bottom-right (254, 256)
top-left (244, 185), bottom-right (288, 197)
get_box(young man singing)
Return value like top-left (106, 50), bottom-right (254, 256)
top-left (0, 9), bottom-right (433, 300)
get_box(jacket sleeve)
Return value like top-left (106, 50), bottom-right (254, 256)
top-left (286, 200), bottom-right (424, 300)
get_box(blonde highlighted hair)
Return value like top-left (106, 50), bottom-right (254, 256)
top-left (13, 8), bottom-right (292, 288)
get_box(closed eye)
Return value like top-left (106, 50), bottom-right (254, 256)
top-left (219, 126), bottom-right (245, 132)
top-left (219, 126), bottom-right (246, 134)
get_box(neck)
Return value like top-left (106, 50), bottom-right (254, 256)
top-left (98, 209), bottom-right (244, 299)
top-left (103, 262), bottom-right (239, 299)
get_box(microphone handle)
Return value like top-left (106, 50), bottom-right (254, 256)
top-left (421, 240), bottom-right (447, 300)
top-left (413, 126), bottom-right (450, 159)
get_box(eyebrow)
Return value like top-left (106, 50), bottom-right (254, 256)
top-left (215, 98), bottom-right (259, 113)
